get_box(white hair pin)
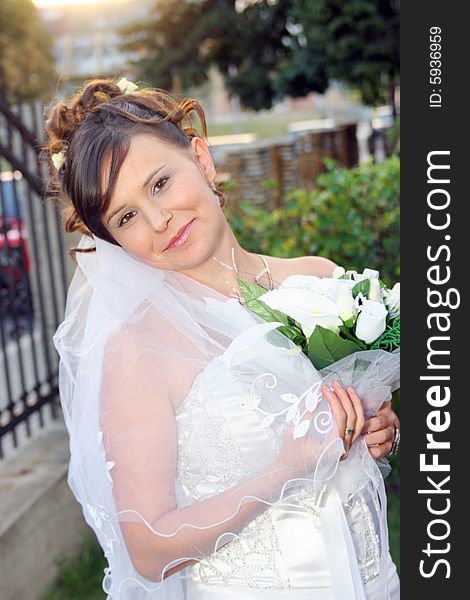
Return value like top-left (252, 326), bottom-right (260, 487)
top-left (51, 150), bottom-right (66, 171)
top-left (116, 77), bottom-right (138, 94)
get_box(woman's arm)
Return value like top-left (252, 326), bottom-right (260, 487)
top-left (100, 328), bottom-right (294, 583)
top-left (99, 324), bottom-right (367, 584)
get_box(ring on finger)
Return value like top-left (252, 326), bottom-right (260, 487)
top-left (345, 427), bottom-right (355, 436)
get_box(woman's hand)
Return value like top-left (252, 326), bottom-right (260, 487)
top-left (274, 378), bottom-right (366, 478)
top-left (321, 380), bottom-right (365, 460)
top-left (362, 400), bottom-right (400, 459)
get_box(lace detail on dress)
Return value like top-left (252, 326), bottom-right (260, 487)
top-left (344, 493), bottom-right (381, 583)
top-left (191, 509), bottom-right (291, 589)
top-left (175, 372), bottom-right (254, 501)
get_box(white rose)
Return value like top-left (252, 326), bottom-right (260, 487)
top-left (353, 268), bottom-right (380, 283)
top-left (332, 266), bottom-right (346, 278)
top-left (385, 282), bottom-right (400, 317)
top-left (368, 278), bottom-right (383, 302)
top-left (355, 299), bottom-right (387, 344)
top-left (362, 268), bottom-right (380, 280)
top-left (335, 286), bottom-right (356, 322)
top-left (258, 288), bottom-right (342, 338)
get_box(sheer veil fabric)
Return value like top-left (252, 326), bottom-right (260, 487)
top-left (53, 234), bottom-right (400, 599)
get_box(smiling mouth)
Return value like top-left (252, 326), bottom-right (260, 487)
top-left (164, 218), bottom-right (196, 250)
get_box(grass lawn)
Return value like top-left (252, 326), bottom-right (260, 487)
top-left (41, 532), bottom-right (107, 600)
top-left (204, 105), bottom-right (368, 141)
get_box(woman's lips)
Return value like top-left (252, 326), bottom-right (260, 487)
top-left (164, 218), bottom-right (195, 250)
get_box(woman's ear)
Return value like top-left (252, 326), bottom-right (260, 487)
top-left (190, 137), bottom-right (216, 184)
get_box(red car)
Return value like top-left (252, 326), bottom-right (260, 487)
top-left (0, 216), bottom-right (31, 284)
top-left (0, 216), bottom-right (32, 318)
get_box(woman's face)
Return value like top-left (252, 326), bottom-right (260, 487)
top-left (102, 133), bottom-right (225, 271)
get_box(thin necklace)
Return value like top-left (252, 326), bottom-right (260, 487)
top-left (212, 248), bottom-right (273, 302)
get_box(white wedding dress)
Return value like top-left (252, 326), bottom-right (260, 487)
top-left (54, 235), bottom-right (400, 600)
top-left (173, 355), bottom-right (400, 599)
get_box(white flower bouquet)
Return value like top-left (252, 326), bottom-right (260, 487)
top-left (238, 266), bottom-right (400, 370)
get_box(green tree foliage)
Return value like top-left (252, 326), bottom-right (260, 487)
top-left (0, 0), bottom-right (56, 100)
top-left (120, 0), bottom-right (294, 110)
top-left (119, 0), bottom-right (214, 93)
top-left (290, 0), bottom-right (400, 113)
top-left (206, 0), bottom-right (296, 110)
top-left (227, 156), bottom-right (400, 286)
top-left (120, 0), bottom-right (399, 112)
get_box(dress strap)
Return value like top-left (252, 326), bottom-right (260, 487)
top-left (254, 255), bottom-right (273, 290)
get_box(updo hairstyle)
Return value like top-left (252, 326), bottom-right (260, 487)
top-left (43, 79), bottom-right (226, 254)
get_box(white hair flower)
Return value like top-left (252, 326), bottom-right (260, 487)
top-left (116, 77), bottom-right (138, 94)
top-left (51, 150), bottom-right (66, 171)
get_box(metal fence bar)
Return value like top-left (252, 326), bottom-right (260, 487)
top-left (0, 77), bottom-right (67, 459)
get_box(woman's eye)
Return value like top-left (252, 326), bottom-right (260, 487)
top-left (118, 211), bottom-right (136, 227)
top-left (152, 176), bottom-right (169, 195)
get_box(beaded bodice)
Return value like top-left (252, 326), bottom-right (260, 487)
top-left (174, 359), bottom-right (381, 590)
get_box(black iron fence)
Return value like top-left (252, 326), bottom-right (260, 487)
top-left (0, 77), bottom-right (68, 459)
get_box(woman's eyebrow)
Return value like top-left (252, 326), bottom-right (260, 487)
top-left (106, 164), bottom-right (167, 224)
top-left (142, 164), bottom-right (166, 188)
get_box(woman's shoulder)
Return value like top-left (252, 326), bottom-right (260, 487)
top-left (265, 254), bottom-right (338, 284)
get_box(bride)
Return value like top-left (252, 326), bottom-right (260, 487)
top-left (46, 79), bottom-right (400, 599)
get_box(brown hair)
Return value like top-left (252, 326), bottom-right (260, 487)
top-left (43, 79), bottom-right (226, 255)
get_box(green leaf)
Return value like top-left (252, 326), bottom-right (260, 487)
top-left (237, 278), bottom-right (308, 347)
top-left (237, 277), bottom-right (269, 302)
top-left (338, 325), bottom-right (367, 349)
top-left (352, 279), bottom-right (370, 299)
top-left (307, 325), bottom-right (363, 369)
top-left (245, 297), bottom-right (291, 327)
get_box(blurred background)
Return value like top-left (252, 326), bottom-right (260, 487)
top-left (0, 1), bottom-right (400, 598)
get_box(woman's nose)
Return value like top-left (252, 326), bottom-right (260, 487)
top-left (144, 206), bottom-right (172, 233)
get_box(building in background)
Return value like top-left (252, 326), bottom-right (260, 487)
top-left (35, 0), bottom-right (370, 133)
top-left (38, 0), bottom-right (153, 94)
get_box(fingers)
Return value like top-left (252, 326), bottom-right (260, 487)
top-left (345, 385), bottom-right (365, 446)
top-left (365, 424), bottom-right (395, 458)
top-left (362, 401), bottom-right (394, 434)
top-left (322, 383), bottom-right (347, 453)
top-left (367, 440), bottom-right (393, 459)
top-left (362, 412), bottom-right (389, 435)
top-left (322, 380), bottom-right (365, 456)
top-left (366, 424), bottom-right (394, 455)
top-left (331, 380), bottom-right (356, 454)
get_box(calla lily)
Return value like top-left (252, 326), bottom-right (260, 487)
top-left (258, 287), bottom-right (342, 338)
top-left (281, 274), bottom-right (354, 302)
